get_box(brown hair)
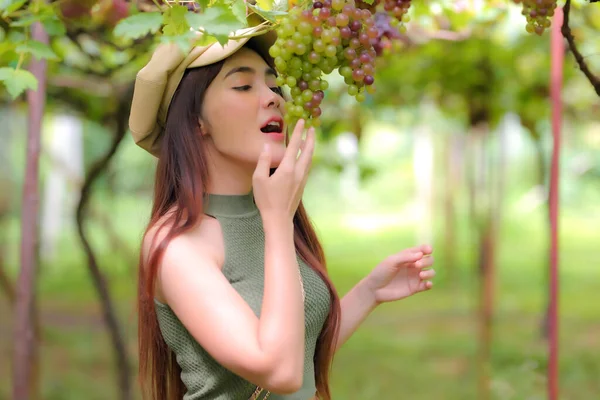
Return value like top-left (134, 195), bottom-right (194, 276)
top-left (137, 39), bottom-right (341, 400)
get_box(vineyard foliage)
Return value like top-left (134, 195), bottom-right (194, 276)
top-left (0, 0), bottom-right (598, 127)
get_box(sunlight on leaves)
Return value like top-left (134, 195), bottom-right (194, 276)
top-left (162, 5), bottom-right (190, 36)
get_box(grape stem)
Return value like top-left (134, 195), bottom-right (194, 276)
top-left (561, 0), bottom-right (600, 97)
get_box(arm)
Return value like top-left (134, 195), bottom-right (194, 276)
top-left (334, 246), bottom-right (436, 352)
top-left (155, 219), bottom-right (305, 394)
top-left (334, 278), bottom-right (378, 352)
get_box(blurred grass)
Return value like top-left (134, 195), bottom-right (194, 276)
top-left (1, 189), bottom-right (599, 400)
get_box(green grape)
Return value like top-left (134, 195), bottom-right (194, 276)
top-left (269, 45), bottom-right (281, 58)
top-left (302, 89), bottom-right (314, 102)
top-left (274, 57), bottom-right (287, 71)
top-left (290, 69), bottom-right (303, 79)
top-left (280, 48), bottom-right (292, 60)
top-left (286, 76), bottom-right (297, 87)
top-left (290, 57), bottom-right (302, 70)
top-left (298, 21), bottom-right (313, 35)
top-left (313, 39), bottom-right (326, 53)
top-left (339, 65), bottom-right (352, 77)
top-left (325, 45), bottom-right (337, 58)
top-left (295, 43), bottom-right (307, 55)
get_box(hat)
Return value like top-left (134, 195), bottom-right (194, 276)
top-left (129, 15), bottom-right (276, 157)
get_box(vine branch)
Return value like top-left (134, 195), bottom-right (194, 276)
top-left (561, 0), bottom-right (600, 97)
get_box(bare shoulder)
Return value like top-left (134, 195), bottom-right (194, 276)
top-left (142, 212), bottom-right (225, 302)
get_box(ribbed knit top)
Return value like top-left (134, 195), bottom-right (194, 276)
top-left (154, 192), bottom-right (331, 399)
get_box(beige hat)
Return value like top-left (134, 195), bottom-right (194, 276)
top-left (129, 18), bottom-right (276, 157)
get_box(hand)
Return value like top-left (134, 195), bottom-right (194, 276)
top-left (253, 119), bottom-right (315, 222)
top-left (365, 245), bottom-right (436, 304)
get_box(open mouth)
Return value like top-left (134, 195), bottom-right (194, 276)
top-left (260, 118), bottom-right (283, 134)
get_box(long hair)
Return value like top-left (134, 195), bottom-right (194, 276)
top-left (137, 39), bottom-right (341, 400)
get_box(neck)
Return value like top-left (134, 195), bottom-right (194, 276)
top-left (204, 146), bottom-right (254, 195)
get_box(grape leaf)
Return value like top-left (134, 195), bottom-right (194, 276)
top-left (230, 0), bottom-right (247, 24)
top-left (361, 0), bottom-right (374, 4)
top-left (0, 67), bottom-right (38, 99)
top-left (159, 31), bottom-right (195, 53)
top-left (0, 0), bottom-right (26, 15)
top-left (257, 0), bottom-right (274, 11)
top-left (9, 14), bottom-right (45, 27)
top-left (163, 5), bottom-right (189, 36)
top-left (186, 6), bottom-right (244, 45)
top-left (193, 33), bottom-right (218, 47)
top-left (16, 40), bottom-right (58, 61)
top-left (113, 12), bottom-right (163, 40)
top-left (246, 3), bottom-right (286, 23)
top-left (41, 16), bottom-right (66, 36)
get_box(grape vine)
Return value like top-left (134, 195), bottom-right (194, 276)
top-left (270, 0), bottom-right (412, 128)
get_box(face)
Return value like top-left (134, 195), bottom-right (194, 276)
top-left (200, 47), bottom-right (287, 167)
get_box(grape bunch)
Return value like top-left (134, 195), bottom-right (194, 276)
top-left (514, 0), bottom-right (557, 35)
top-left (270, 0), bottom-right (379, 128)
top-left (372, 11), bottom-right (402, 56)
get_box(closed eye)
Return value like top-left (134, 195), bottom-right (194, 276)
top-left (233, 85), bottom-right (283, 97)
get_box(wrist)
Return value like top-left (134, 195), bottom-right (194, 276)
top-left (261, 213), bottom-right (294, 233)
top-left (356, 277), bottom-right (380, 309)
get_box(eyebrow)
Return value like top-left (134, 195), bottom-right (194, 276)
top-left (224, 66), bottom-right (277, 79)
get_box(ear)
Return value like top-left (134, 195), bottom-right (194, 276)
top-left (198, 118), bottom-right (209, 136)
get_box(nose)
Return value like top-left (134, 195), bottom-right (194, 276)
top-left (262, 85), bottom-right (281, 109)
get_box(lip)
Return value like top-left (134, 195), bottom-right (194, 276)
top-left (261, 116), bottom-right (284, 133)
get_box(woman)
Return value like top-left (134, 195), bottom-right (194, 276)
top-left (129, 21), bottom-right (435, 400)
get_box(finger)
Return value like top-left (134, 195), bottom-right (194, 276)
top-left (253, 144), bottom-right (272, 179)
top-left (419, 269), bottom-right (436, 280)
top-left (419, 280), bottom-right (433, 292)
top-left (296, 127), bottom-right (315, 178)
top-left (280, 118), bottom-right (305, 167)
top-left (388, 251), bottom-right (423, 266)
top-left (417, 244), bottom-right (433, 255)
top-left (401, 245), bottom-right (430, 257)
top-left (415, 255), bottom-right (434, 269)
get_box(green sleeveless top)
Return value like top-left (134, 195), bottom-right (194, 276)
top-left (154, 192), bottom-right (331, 399)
